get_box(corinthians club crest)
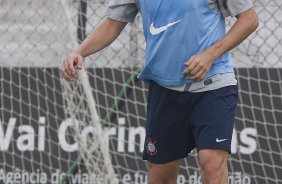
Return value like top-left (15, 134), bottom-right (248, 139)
top-left (146, 138), bottom-right (158, 156)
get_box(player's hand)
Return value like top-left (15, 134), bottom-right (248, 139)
top-left (62, 52), bottom-right (84, 82)
top-left (182, 50), bottom-right (215, 82)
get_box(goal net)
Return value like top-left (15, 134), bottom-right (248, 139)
top-left (0, 0), bottom-right (281, 183)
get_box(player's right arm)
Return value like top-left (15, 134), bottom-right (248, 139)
top-left (62, 18), bottom-right (127, 82)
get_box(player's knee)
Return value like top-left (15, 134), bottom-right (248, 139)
top-left (200, 163), bottom-right (227, 184)
top-left (199, 150), bottom-right (228, 182)
top-left (148, 161), bottom-right (180, 184)
top-left (148, 170), bottom-right (178, 184)
top-left (149, 178), bottom-right (177, 184)
top-left (148, 175), bottom-right (172, 184)
top-left (201, 159), bottom-right (225, 176)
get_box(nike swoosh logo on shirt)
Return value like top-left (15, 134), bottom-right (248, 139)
top-left (216, 138), bottom-right (228, 143)
top-left (149, 20), bottom-right (182, 35)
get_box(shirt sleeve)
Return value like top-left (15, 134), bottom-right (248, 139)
top-left (218, 0), bottom-right (254, 18)
top-left (105, 0), bottom-right (139, 23)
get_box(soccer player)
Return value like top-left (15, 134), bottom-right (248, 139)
top-left (62, 0), bottom-right (259, 183)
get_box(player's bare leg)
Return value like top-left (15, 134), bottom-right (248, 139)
top-left (148, 160), bottom-right (180, 184)
top-left (199, 149), bottom-right (229, 184)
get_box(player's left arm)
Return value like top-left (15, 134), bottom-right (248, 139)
top-left (182, 7), bottom-right (259, 81)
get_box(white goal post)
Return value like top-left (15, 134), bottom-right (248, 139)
top-left (0, 0), bottom-right (282, 184)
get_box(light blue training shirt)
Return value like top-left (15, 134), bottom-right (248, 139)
top-left (106, 0), bottom-right (253, 91)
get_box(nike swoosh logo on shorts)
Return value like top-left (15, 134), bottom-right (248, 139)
top-left (149, 20), bottom-right (182, 35)
top-left (216, 138), bottom-right (228, 143)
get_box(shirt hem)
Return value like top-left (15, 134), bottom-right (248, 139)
top-left (137, 70), bottom-right (234, 86)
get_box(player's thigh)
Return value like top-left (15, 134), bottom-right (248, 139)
top-left (143, 81), bottom-right (195, 164)
top-left (198, 149), bottom-right (229, 172)
top-left (148, 160), bottom-right (180, 184)
top-left (191, 86), bottom-right (238, 152)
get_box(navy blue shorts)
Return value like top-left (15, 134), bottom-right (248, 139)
top-left (142, 81), bottom-right (238, 164)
